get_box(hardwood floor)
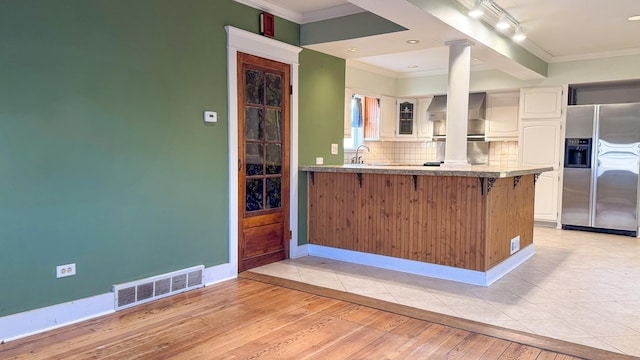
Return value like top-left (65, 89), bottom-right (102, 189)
top-left (0, 274), bottom-right (631, 359)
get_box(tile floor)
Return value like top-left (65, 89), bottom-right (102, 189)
top-left (251, 226), bottom-right (640, 357)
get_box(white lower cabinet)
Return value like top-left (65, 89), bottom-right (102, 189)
top-left (519, 120), bottom-right (562, 222)
top-left (534, 170), bottom-right (559, 221)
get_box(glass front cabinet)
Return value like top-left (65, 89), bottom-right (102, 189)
top-left (396, 99), bottom-right (416, 138)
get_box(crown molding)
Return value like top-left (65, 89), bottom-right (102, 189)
top-left (346, 59), bottom-right (399, 78)
top-left (233, 0), bottom-right (364, 24)
top-left (397, 63), bottom-right (493, 79)
top-left (348, 59), bottom-right (494, 80)
top-left (550, 47), bottom-right (640, 63)
top-left (301, 4), bottom-right (365, 24)
top-left (233, 0), bottom-right (302, 23)
top-left (517, 40), bottom-right (553, 63)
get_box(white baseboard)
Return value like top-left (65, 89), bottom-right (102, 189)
top-left (485, 244), bottom-right (535, 286)
top-left (203, 262), bottom-right (237, 287)
top-left (308, 244), bottom-right (535, 287)
top-left (0, 263), bottom-right (237, 343)
top-left (0, 293), bottom-right (114, 344)
top-left (290, 243), bottom-right (309, 259)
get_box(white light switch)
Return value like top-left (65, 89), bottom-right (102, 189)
top-left (331, 143), bottom-right (339, 155)
top-left (204, 111), bottom-right (217, 123)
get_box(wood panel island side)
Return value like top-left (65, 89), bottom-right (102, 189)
top-left (300, 164), bottom-right (553, 286)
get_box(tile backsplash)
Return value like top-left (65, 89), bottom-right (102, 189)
top-left (344, 140), bottom-right (518, 166)
top-left (488, 141), bottom-right (519, 166)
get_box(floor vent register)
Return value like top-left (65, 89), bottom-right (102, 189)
top-left (113, 265), bottom-right (204, 310)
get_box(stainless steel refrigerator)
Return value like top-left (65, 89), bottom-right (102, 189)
top-left (561, 103), bottom-right (640, 236)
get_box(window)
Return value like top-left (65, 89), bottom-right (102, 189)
top-left (344, 94), bottom-right (380, 150)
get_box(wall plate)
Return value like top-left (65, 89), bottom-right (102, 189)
top-left (204, 111), bottom-right (217, 123)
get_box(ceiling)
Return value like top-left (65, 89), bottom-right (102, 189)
top-left (235, 0), bottom-right (640, 78)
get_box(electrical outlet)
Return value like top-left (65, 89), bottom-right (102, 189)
top-left (315, 157), bottom-right (324, 165)
top-left (56, 263), bottom-right (76, 278)
top-left (331, 143), bottom-right (339, 155)
top-left (204, 111), bottom-right (217, 123)
top-left (510, 236), bottom-right (520, 255)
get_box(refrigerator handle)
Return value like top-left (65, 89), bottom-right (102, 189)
top-left (590, 105), bottom-right (599, 227)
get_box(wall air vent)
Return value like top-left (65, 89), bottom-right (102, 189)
top-left (113, 265), bottom-right (204, 311)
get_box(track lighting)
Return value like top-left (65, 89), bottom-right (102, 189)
top-left (496, 12), bottom-right (510, 30)
top-left (466, 0), bottom-right (525, 43)
top-left (468, 0), bottom-right (484, 18)
top-left (512, 26), bottom-right (526, 42)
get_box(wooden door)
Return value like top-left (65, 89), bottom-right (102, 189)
top-left (237, 52), bottom-right (290, 272)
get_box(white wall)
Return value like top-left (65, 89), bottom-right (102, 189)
top-left (346, 62), bottom-right (397, 96)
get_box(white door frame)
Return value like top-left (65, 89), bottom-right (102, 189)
top-left (225, 26), bottom-right (303, 275)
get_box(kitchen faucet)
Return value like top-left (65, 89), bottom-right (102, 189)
top-left (353, 144), bottom-right (370, 164)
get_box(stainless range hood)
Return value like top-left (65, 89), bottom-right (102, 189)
top-left (428, 93), bottom-right (486, 141)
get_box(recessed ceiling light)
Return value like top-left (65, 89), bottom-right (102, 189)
top-left (347, 47), bottom-right (358, 52)
top-left (408, 65), bottom-right (418, 68)
top-left (406, 40), bottom-right (420, 44)
top-left (628, 15), bottom-right (640, 21)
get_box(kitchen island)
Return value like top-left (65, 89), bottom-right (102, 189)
top-left (300, 164), bottom-right (553, 286)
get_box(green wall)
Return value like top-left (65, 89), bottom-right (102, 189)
top-left (0, 0), bottom-right (304, 317)
top-left (298, 49), bottom-right (346, 166)
top-left (301, 12), bottom-right (406, 46)
top-left (297, 49), bottom-right (346, 245)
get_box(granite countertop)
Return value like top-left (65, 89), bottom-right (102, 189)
top-left (299, 164), bottom-right (554, 178)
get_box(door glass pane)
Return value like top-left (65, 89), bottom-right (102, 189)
top-left (265, 144), bottom-right (282, 175)
top-left (246, 179), bottom-right (263, 211)
top-left (398, 101), bottom-right (414, 135)
top-left (246, 69), bottom-right (264, 105)
top-left (264, 109), bottom-right (281, 141)
top-left (265, 73), bottom-right (282, 107)
top-left (266, 178), bottom-right (281, 209)
top-left (245, 143), bottom-right (264, 176)
top-left (245, 107), bottom-right (263, 140)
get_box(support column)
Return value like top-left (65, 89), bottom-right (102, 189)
top-left (444, 39), bottom-right (474, 166)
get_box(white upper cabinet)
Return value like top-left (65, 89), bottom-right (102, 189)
top-left (485, 92), bottom-right (519, 140)
top-left (344, 88), bottom-right (353, 138)
top-left (520, 87), bottom-right (563, 120)
top-left (519, 121), bottom-right (561, 168)
top-left (379, 95), bottom-right (396, 140)
top-left (416, 97), bottom-right (433, 140)
top-left (378, 96), bottom-right (424, 141)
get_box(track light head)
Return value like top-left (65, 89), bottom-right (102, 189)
top-left (512, 26), bottom-right (526, 42)
top-left (468, 0), bottom-right (484, 18)
top-left (496, 12), bottom-right (510, 30)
